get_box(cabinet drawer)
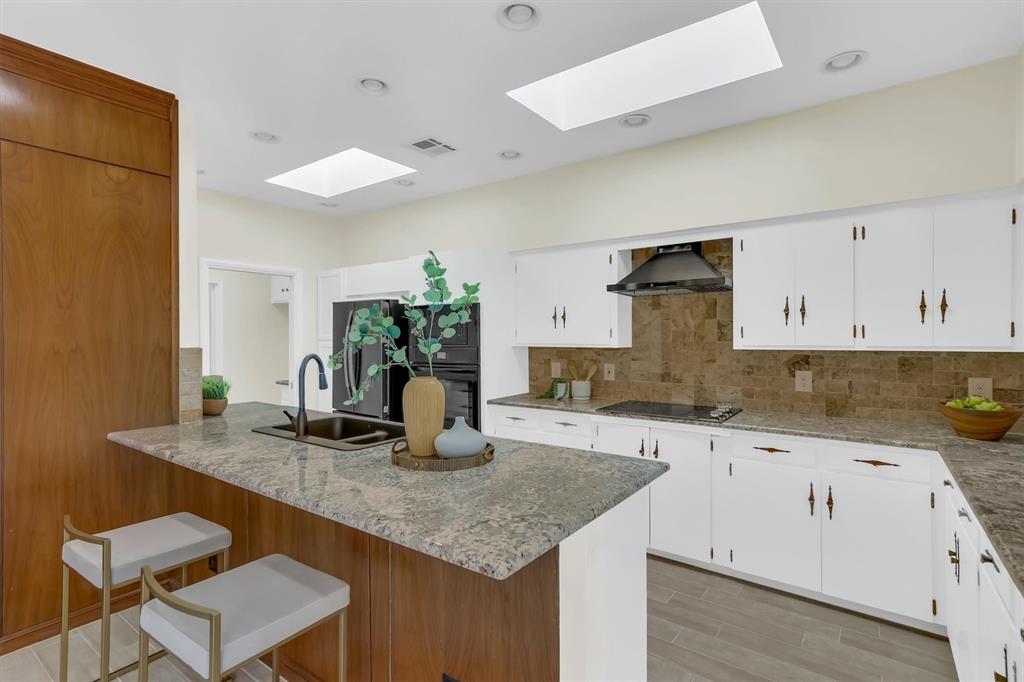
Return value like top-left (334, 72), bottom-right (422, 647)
top-left (731, 433), bottom-right (816, 468)
top-left (539, 412), bottom-right (594, 437)
top-left (822, 443), bottom-right (932, 483)
top-left (490, 406), bottom-right (542, 430)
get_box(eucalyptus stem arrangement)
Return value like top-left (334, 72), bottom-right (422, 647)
top-left (327, 252), bottom-right (480, 406)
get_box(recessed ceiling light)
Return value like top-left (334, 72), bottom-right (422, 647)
top-left (498, 3), bottom-right (539, 31)
top-left (619, 113), bottom-right (651, 128)
top-left (824, 50), bottom-right (867, 72)
top-left (395, 178), bottom-right (415, 187)
top-left (498, 150), bottom-right (522, 160)
top-left (507, 1), bottom-right (781, 131)
top-left (319, 202), bottom-right (338, 208)
top-left (266, 148), bottom-right (416, 198)
top-left (358, 78), bottom-right (389, 95)
top-left (250, 131), bottom-right (279, 143)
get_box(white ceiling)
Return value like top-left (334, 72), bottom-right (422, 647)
top-left (2, 1), bottom-right (1021, 219)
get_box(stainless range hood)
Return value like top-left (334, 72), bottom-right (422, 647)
top-left (607, 243), bottom-right (732, 297)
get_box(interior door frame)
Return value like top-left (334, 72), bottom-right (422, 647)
top-left (198, 258), bottom-right (303, 405)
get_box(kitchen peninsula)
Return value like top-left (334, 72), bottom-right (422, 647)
top-left (108, 402), bottom-right (667, 681)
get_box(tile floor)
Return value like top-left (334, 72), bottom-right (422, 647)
top-left (648, 556), bottom-right (959, 682)
top-left (0, 605), bottom-right (278, 682)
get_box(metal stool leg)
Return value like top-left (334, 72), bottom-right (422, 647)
top-left (59, 562), bottom-right (70, 682)
top-left (339, 608), bottom-right (347, 682)
top-left (138, 575), bottom-right (151, 682)
top-left (271, 649), bottom-right (279, 680)
top-left (100, 549), bottom-right (111, 682)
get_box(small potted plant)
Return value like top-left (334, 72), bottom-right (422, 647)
top-left (202, 376), bottom-right (231, 416)
top-left (329, 252), bottom-right (480, 456)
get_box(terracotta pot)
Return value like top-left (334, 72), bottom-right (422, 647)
top-left (403, 376), bottom-right (445, 457)
top-left (203, 398), bottom-right (228, 416)
top-left (938, 403), bottom-right (1024, 441)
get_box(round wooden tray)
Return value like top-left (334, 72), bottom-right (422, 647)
top-left (390, 441), bottom-right (495, 472)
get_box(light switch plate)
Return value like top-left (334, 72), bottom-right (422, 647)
top-left (795, 370), bottom-right (812, 393)
top-left (551, 361), bottom-right (562, 378)
top-left (604, 363), bottom-right (615, 381)
top-left (968, 377), bottom-right (993, 399)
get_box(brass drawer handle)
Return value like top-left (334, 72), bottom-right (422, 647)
top-left (940, 289), bottom-right (948, 324)
top-left (506, 416), bottom-right (526, 422)
top-left (552, 306), bottom-right (558, 329)
top-left (948, 549), bottom-right (959, 565)
top-left (919, 290), bottom-right (927, 324)
top-left (653, 440), bottom-right (660, 459)
top-left (982, 550), bottom-right (1001, 573)
top-left (639, 438), bottom-right (645, 457)
top-left (561, 307), bottom-right (567, 328)
top-left (808, 482), bottom-right (815, 516)
top-left (783, 296), bottom-right (790, 326)
top-left (554, 421), bottom-right (577, 427)
top-left (958, 508), bottom-right (972, 522)
top-left (853, 458), bottom-right (901, 468)
top-left (826, 485), bottom-right (834, 520)
top-left (754, 446), bottom-right (791, 454)
top-left (800, 295), bottom-right (807, 326)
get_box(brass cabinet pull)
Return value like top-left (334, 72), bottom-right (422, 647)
top-left (826, 485), bottom-right (834, 520)
top-left (800, 295), bottom-right (807, 326)
top-left (561, 306), bottom-right (567, 328)
top-left (982, 550), bottom-right (1001, 572)
top-left (940, 289), bottom-right (949, 324)
top-left (958, 508), bottom-right (972, 522)
top-left (653, 440), bottom-right (660, 459)
top-left (853, 458), bottom-right (901, 468)
top-left (552, 306), bottom-right (558, 329)
top-left (808, 482), bottom-right (815, 516)
top-left (754, 446), bottom-right (791, 454)
top-left (506, 416), bottom-right (525, 422)
top-left (783, 296), bottom-right (790, 326)
top-left (948, 549), bottom-right (960, 565)
top-left (919, 290), bottom-right (927, 324)
top-left (554, 421), bottom-right (577, 427)
top-left (943, 479), bottom-right (954, 487)
top-left (639, 438), bottom-right (645, 457)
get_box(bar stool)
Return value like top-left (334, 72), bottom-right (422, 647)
top-left (60, 513), bottom-right (232, 682)
top-left (138, 553), bottom-right (350, 681)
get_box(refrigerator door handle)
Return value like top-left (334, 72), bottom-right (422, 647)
top-left (344, 308), bottom-right (356, 398)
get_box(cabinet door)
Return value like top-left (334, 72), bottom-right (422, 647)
top-left (946, 498), bottom-right (980, 681)
top-left (979, 564), bottom-right (1022, 682)
top-left (855, 207), bottom-right (933, 347)
top-left (317, 270), bottom-right (344, 340)
top-left (733, 228), bottom-right (795, 347)
top-left (794, 219), bottom-right (854, 347)
top-left (560, 246), bottom-right (618, 346)
top-left (716, 458), bottom-right (821, 591)
top-left (649, 429), bottom-right (711, 561)
top-left (594, 422), bottom-right (650, 459)
top-left (933, 198), bottom-right (1014, 348)
top-left (270, 274), bottom-right (292, 304)
top-left (513, 251), bottom-right (559, 345)
top-left (821, 472), bottom-right (932, 620)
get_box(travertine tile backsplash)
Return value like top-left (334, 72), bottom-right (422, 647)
top-left (528, 240), bottom-right (1024, 428)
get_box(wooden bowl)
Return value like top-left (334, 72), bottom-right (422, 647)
top-left (938, 403), bottom-right (1024, 441)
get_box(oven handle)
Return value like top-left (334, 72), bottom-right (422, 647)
top-left (410, 366), bottom-right (479, 375)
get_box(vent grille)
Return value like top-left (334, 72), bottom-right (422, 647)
top-left (410, 138), bottom-right (456, 157)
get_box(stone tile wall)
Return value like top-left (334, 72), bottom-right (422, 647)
top-left (528, 240), bottom-right (1024, 428)
top-left (179, 347), bottom-right (203, 423)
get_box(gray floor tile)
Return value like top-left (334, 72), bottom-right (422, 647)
top-left (0, 647), bottom-right (52, 681)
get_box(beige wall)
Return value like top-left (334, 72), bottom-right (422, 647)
top-left (212, 269), bottom-right (289, 404)
top-left (332, 57), bottom-right (1019, 265)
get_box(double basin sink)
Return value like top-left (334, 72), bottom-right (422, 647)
top-left (253, 414), bottom-right (405, 451)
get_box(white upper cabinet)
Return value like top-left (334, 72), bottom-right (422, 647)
top-left (317, 269), bottom-right (344, 340)
top-left (344, 258), bottom-right (416, 299)
top-left (733, 228), bottom-right (795, 347)
top-left (855, 206), bottom-right (934, 348)
top-left (513, 246), bottom-right (631, 347)
top-left (270, 274), bottom-right (293, 304)
top-left (932, 197), bottom-right (1014, 349)
top-left (793, 219), bottom-right (855, 348)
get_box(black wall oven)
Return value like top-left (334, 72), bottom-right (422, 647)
top-left (409, 304), bottom-right (481, 430)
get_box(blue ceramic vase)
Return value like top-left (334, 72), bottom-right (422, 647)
top-left (434, 417), bottom-right (486, 458)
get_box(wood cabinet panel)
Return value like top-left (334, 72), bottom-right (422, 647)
top-left (390, 543), bottom-right (559, 682)
top-left (0, 70), bottom-right (171, 176)
top-left (0, 141), bottom-right (175, 634)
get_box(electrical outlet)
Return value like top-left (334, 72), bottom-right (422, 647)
top-left (968, 377), bottom-right (993, 399)
top-left (795, 370), bottom-right (812, 393)
top-left (604, 363), bottom-right (615, 381)
top-left (551, 361), bottom-right (562, 378)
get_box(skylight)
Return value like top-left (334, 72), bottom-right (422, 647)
top-left (506, 1), bottom-right (782, 131)
top-left (265, 148), bottom-right (416, 198)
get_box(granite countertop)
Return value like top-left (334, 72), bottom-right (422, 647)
top-left (490, 393), bottom-right (1024, 594)
top-left (108, 402), bottom-right (667, 580)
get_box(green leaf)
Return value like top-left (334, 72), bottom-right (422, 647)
top-left (387, 325), bottom-right (402, 338)
top-left (348, 329), bottom-right (363, 343)
top-left (429, 342), bottom-right (442, 353)
top-left (370, 303), bottom-right (381, 316)
top-left (416, 317), bottom-right (427, 330)
top-left (441, 327), bottom-right (456, 339)
top-left (358, 322), bottom-right (370, 334)
top-left (392, 347), bottom-right (407, 363)
top-left (423, 289), bottom-right (441, 303)
top-left (362, 335), bottom-right (377, 345)
top-left (367, 363), bottom-right (380, 377)
top-left (428, 303), bottom-right (444, 313)
top-left (417, 339), bottom-right (430, 354)
top-left (434, 277), bottom-right (447, 290)
top-left (459, 309), bottom-right (470, 323)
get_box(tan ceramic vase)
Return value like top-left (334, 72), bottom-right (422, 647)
top-left (403, 376), bottom-right (445, 457)
top-left (203, 398), bottom-right (227, 416)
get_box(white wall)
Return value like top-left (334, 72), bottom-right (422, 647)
top-left (331, 57), bottom-right (1019, 264)
top-left (213, 269), bottom-right (289, 403)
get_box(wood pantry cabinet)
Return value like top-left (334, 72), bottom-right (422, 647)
top-left (0, 36), bottom-right (178, 647)
top-left (734, 190), bottom-right (1020, 351)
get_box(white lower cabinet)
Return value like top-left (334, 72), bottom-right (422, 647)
top-left (979, 565), bottom-right (1022, 682)
top-left (715, 457), bottom-right (821, 592)
top-left (946, 496), bottom-right (981, 680)
top-left (648, 428), bottom-right (714, 561)
top-left (820, 470), bottom-right (933, 620)
top-left (595, 421), bottom-right (650, 459)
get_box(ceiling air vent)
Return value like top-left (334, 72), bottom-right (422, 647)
top-left (409, 138), bottom-right (456, 157)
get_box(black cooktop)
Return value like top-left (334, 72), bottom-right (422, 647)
top-left (595, 400), bottom-right (741, 423)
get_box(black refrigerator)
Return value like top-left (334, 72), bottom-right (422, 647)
top-left (332, 300), bottom-right (408, 422)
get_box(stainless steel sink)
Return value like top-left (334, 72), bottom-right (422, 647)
top-left (253, 414), bottom-right (406, 451)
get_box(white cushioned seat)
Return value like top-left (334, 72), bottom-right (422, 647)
top-left (62, 512), bottom-right (231, 588)
top-left (140, 553), bottom-right (350, 678)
